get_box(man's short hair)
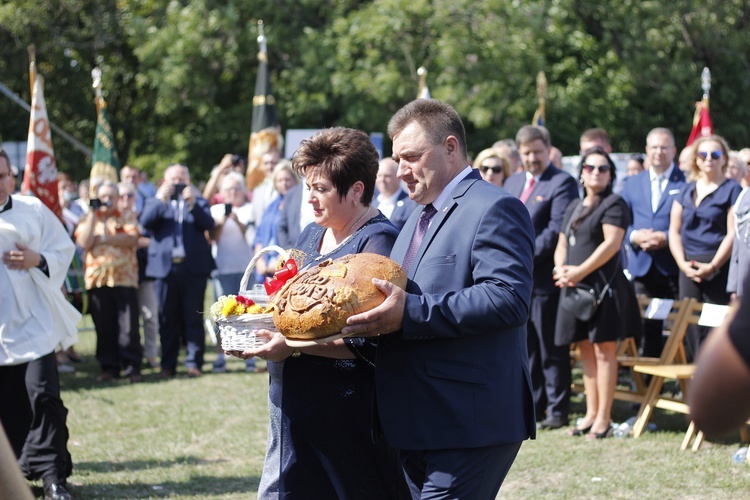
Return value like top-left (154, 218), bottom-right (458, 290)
top-left (580, 128), bottom-right (611, 147)
top-left (0, 148), bottom-right (11, 175)
top-left (292, 127), bottom-right (379, 205)
top-left (387, 99), bottom-right (468, 158)
top-left (646, 127), bottom-right (675, 145)
top-left (515, 125), bottom-right (551, 148)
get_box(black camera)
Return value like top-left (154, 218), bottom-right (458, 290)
top-left (89, 198), bottom-right (103, 209)
top-left (231, 154), bottom-right (245, 167)
top-left (171, 183), bottom-right (187, 200)
top-left (224, 203), bottom-right (232, 216)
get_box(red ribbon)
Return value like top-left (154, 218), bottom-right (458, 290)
top-left (263, 258), bottom-right (298, 296)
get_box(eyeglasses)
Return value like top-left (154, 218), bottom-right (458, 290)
top-left (696, 150), bottom-right (722, 160)
top-left (582, 164), bottom-right (611, 173)
top-left (121, 193), bottom-right (135, 198)
top-left (480, 165), bottom-right (504, 174)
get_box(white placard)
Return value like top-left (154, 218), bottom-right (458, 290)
top-left (698, 303), bottom-right (729, 327)
top-left (645, 298), bottom-right (674, 320)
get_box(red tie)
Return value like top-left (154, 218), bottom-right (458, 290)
top-left (402, 204), bottom-right (437, 272)
top-left (519, 177), bottom-right (536, 204)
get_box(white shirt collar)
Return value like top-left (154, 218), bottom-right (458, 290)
top-left (377, 190), bottom-right (401, 206)
top-left (650, 164), bottom-right (674, 182)
top-left (431, 166), bottom-right (472, 212)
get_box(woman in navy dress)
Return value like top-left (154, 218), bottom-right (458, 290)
top-left (236, 128), bottom-right (410, 499)
top-left (553, 147), bottom-right (641, 439)
top-left (669, 135), bottom-right (742, 361)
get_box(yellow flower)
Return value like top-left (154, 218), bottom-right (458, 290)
top-left (247, 304), bottom-right (263, 315)
top-left (233, 303), bottom-right (247, 316)
top-left (221, 297), bottom-right (238, 317)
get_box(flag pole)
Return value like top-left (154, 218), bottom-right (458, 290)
top-left (532, 71), bottom-right (547, 126)
top-left (27, 45), bottom-right (36, 95)
top-left (686, 67), bottom-right (713, 146)
top-left (92, 67), bottom-right (103, 115)
top-left (417, 67), bottom-right (429, 99)
top-left (700, 66), bottom-right (711, 110)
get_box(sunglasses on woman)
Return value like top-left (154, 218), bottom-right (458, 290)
top-left (480, 165), bottom-right (504, 174)
top-left (582, 164), bottom-right (611, 173)
top-left (696, 150), bottom-right (722, 160)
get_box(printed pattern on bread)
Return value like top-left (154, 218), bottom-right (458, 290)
top-left (272, 253), bottom-right (407, 340)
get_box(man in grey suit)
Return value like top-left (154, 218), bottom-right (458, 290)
top-left (344, 99), bottom-right (535, 499)
top-left (374, 157), bottom-right (418, 230)
top-left (503, 125), bottom-right (580, 430)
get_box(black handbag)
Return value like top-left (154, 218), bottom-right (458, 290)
top-left (560, 284), bottom-right (607, 322)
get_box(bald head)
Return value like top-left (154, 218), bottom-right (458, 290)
top-left (376, 158), bottom-right (401, 197)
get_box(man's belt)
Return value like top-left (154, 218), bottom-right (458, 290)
top-left (171, 257), bottom-right (185, 264)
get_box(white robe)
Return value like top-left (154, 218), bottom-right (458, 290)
top-left (0, 195), bottom-right (81, 365)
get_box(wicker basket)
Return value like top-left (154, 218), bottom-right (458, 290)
top-left (215, 245), bottom-right (287, 352)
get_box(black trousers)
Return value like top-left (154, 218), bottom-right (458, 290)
top-left (0, 352), bottom-right (72, 483)
top-left (632, 265), bottom-right (679, 358)
top-left (153, 263), bottom-right (208, 372)
top-left (527, 291), bottom-right (570, 420)
top-left (89, 286), bottom-right (143, 376)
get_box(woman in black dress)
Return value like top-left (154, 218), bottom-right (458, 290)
top-left (234, 128), bottom-right (410, 499)
top-left (553, 147), bottom-right (641, 439)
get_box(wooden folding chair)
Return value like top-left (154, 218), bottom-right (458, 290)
top-left (614, 296), bottom-right (691, 403)
top-left (570, 296), bottom-right (690, 401)
top-left (630, 299), bottom-right (730, 449)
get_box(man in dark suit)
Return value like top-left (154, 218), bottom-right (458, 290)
top-left (276, 182), bottom-right (303, 249)
top-left (503, 125), bottom-right (579, 430)
top-left (140, 164), bottom-right (215, 377)
top-left (621, 127), bottom-right (685, 357)
top-left (374, 157), bottom-right (418, 230)
top-left (343, 99), bottom-right (536, 498)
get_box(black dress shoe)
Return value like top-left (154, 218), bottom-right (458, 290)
top-left (538, 416), bottom-right (568, 430)
top-left (586, 425), bottom-right (614, 439)
top-left (44, 482), bottom-right (72, 500)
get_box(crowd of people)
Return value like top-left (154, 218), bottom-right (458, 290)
top-left (3, 97), bottom-right (750, 498)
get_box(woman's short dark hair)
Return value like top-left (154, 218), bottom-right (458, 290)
top-left (292, 127), bottom-right (379, 205)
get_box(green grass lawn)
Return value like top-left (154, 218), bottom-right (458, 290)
top-left (51, 322), bottom-right (750, 499)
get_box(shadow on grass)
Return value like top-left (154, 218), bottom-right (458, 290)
top-left (74, 456), bottom-right (229, 473)
top-left (63, 475), bottom-right (262, 499)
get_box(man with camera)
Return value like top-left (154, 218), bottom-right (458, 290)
top-left (140, 164), bottom-right (215, 378)
top-left (76, 181), bottom-right (143, 382)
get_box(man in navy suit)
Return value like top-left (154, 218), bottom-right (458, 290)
top-left (140, 164), bottom-right (215, 377)
top-left (374, 157), bottom-right (418, 230)
top-left (621, 128), bottom-right (685, 357)
top-left (343, 99), bottom-right (536, 498)
top-left (503, 125), bottom-right (579, 430)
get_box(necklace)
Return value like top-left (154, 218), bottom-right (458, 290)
top-left (347, 207), bottom-right (371, 234)
top-left (309, 209), bottom-right (380, 267)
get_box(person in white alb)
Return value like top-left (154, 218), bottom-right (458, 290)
top-left (0, 149), bottom-right (80, 500)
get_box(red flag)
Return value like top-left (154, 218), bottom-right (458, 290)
top-left (22, 73), bottom-right (62, 220)
top-left (686, 99), bottom-right (713, 147)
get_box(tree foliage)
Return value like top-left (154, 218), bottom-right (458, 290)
top-left (1, 0), bottom-right (749, 182)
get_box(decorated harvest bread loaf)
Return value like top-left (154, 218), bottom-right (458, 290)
top-left (272, 253), bottom-right (407, 340)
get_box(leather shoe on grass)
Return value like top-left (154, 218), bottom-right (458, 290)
top-left (44, 482), bottom-right (72, 500)
top-left (186, 367), bottom-right (202, 378)
top-left (538, 416), bottom-right (568, 430)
